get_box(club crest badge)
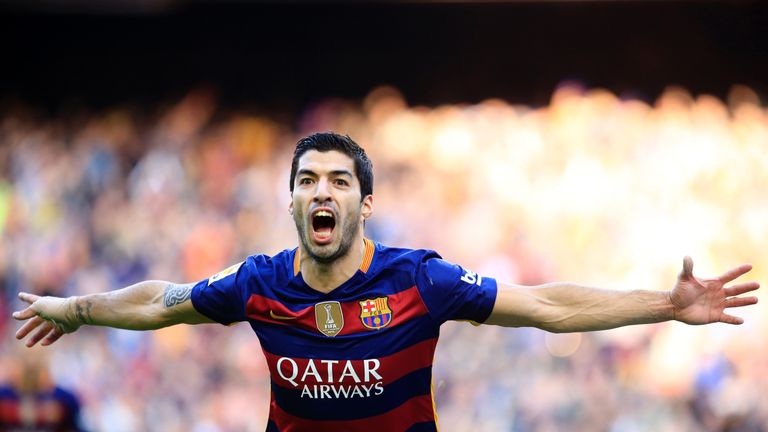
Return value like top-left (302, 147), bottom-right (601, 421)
top-left (359, 297), bottom-right (392, 330)
top-left (315, 301), bottom-right (344, 337)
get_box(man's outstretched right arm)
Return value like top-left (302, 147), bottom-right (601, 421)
top-left (12, 281), bottom-right (214, 347)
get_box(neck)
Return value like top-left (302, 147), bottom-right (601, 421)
top-left (300, 234), bottom-right (367, 294)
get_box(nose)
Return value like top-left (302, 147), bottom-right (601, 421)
top-left (313, 178), bottom-right (332, 203)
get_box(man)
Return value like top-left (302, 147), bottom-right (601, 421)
top-left (13, 132), bottom-right (760, 431)
top-left (0, 350), bottom-right (85, 432)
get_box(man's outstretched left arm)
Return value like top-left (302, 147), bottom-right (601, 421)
top-left (484, 256), bottom-right (760, 332)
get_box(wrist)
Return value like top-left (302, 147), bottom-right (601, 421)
top-left (667, 291), bottom-right (677, 321)
top-left (66, 296), bottom-right (80, 324)
top-left (60, 296), bottom-right (84, 332)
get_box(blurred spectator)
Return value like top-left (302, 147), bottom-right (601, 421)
top-left (0, 348), bottom-right (85, 431)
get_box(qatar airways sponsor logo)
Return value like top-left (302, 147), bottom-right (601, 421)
top-left (275, 357), bottom-right (385, 399)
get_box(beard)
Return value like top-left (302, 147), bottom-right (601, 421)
top-left (293, 206), bottom-right (361, 265)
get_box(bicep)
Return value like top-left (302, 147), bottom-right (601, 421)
top-left (160, 282), bottom-right (215, 325)
top-left (483, 282), bottom-right (548, 328)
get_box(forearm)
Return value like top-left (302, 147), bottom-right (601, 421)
top-left (487, 282), bottom-right (676, 333)
top-left (14, 279), bottom-right (211, 346)
top-left (68, 280), bottom-right (190, 330)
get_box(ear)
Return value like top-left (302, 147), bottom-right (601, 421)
top-left (288, 200), bottom-right (294, 215)
top-left (361, 195), bottom-right (373, 220)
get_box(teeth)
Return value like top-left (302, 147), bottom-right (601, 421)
top-left (315, 210), bottom-right (333, 218)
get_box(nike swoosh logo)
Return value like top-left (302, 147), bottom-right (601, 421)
top-left (270, 310), bottom-right (298, 320)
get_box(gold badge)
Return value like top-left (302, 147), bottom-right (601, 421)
top-left (315, 301), bottom-right (344, 337)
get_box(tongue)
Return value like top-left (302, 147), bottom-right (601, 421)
top-left (314, 227), bottom-right (333, 241)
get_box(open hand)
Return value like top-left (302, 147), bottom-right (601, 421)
top-left (13, 293), bottom-right (79, 347)
top-left (670, 257), bottom-right (760, 325)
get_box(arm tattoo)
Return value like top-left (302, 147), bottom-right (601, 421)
top-left (164, 283), bottom-right (193, 308)
top-left (75, 299), bottom-right (95, 325)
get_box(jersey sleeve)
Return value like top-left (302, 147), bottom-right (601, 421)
top-left (415, 254), bottom-right (498, 325)
top-left (190, 259), bottom-right (251, 325)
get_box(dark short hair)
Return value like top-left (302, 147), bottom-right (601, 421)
top-left (290, 132), bottom-right (373, 199)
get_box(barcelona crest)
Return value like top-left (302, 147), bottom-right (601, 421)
top-left (359, 297), bottom-right (392, 330)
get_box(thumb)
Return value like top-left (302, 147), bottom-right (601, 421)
top-left (12, 306), bottom-right (40, 321)
top-left (679, 256), bottom-right (694, 280)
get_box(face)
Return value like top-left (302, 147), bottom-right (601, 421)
top-left (290, 150), bottom-right (373, 264)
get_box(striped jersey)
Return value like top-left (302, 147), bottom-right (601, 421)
top-left (0, 385), bottom-right (83, 431)
top-left (191, 239), bottom-right (498, 431)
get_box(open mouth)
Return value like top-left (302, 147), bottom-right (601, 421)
top-left (311, 209), bottom-right (336, 243)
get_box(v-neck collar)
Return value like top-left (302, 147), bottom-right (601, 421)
top-left (289, 238), bottom-right (377, 298)
top-left (292, 237), bottom-right (376, 276)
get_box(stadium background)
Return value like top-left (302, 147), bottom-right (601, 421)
top-left (1, 1), bottom-right (767, 430)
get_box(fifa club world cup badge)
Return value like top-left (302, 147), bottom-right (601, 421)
top-left (359, 297), bottom-right (393, 330)
top-left (315, 301), bottom-right (344, 337)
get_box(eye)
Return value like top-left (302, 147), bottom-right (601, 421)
top-left (334, 179), bottom-right (349, 187)
top-left (299, 178), bottom-right (314, 185)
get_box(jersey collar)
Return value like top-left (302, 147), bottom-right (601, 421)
top-left (293, 237), bottom-right (376, 276)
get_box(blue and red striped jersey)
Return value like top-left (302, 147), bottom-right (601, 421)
top-left (191, 239), bottom-right (497, 431)
top-left (0, 385), bottom-right (83, 432)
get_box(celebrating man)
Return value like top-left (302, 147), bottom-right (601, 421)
top-left (14, 132), bottom-right (760, 431)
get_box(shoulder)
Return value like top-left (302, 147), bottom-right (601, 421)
top-left (203, 248), bottom-right (296, 287)
top-left (52, 386), bottom-right (81, 405)
top-left (372, 243), bottom-right (468, 288)
top-left (246, 248), bottom-right (295, 269)
top-left (242, 248), bottom-right (297, 281)
top-left (0, 386), bottom-right (16, 398)
top-left (369, 241), bottom-right (442, 272)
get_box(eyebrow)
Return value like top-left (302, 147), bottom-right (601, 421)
top-left (296, 169), bottom-right (353, 178)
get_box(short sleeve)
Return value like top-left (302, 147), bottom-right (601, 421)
top-left (415, 256), bottom-right (498, 324)
top-left (191, 260), bottom-right (250, 325)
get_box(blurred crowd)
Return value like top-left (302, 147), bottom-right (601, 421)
top-left (1, 84), bottom-right (767, 431)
